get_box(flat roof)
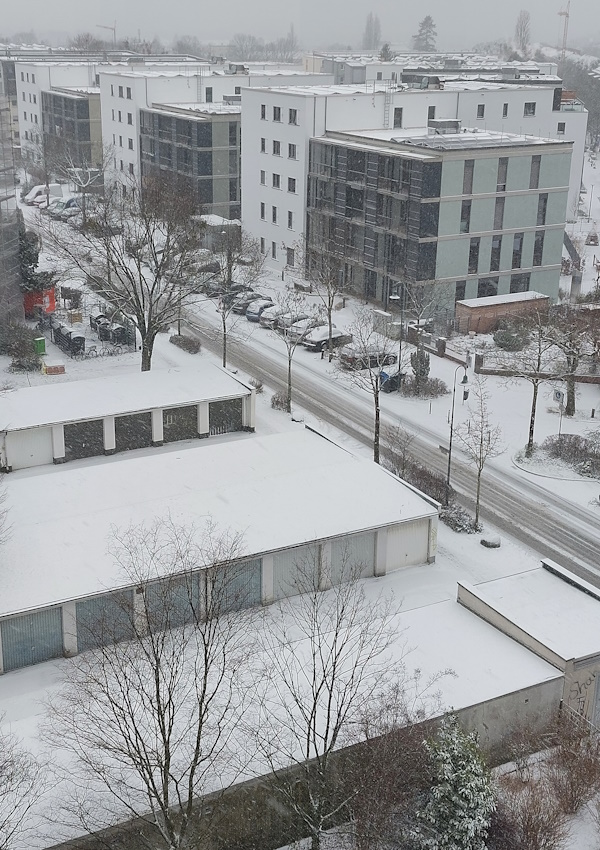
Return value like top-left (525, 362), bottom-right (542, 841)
top-left (0, 366), bottom-right (250, 432)
top-left (463, 567), bottom-right (600, 661)
top-left (1, 429), bottom-right (437, 614)
top-left (457, 291), bottom-right (549, 308)
top-left (152, 102), bottom-right (241, 116)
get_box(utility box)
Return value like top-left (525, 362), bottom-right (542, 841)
top-left (34, 337), bottom-right (46, 356)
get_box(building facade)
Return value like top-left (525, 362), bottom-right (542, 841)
top-left (0, 95), bottom-right (22, 321)
top-left (41, 86), bottom-right (103, 170)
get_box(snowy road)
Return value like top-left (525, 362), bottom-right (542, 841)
top-left (185, 313), bottom-right (600, 583)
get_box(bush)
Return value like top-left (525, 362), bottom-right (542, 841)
top-left (169, 334), bottom-right (201, 354)
top-left (248, 377), bottom-right (264, 394)
top-left (542, 715), bottom-right (600, 814)
top-left (271, 391), bottom-right (289, 411)
top-left (401, 376), bottom-right (448, 398)
top-left (541, 434), bottom-right (600, 478)
top-left (440, 503), bottom-right (479, 533)
top-left (491, 778), bottom-right (570, 850)
top-left (410, 348), bottom-right (430, 381)
top-left (493, 321), bottom-right (530, 352)
top-left (0, 322), bottom-right (41, 372)
top-left (403, 459), bottom-right (451, 504)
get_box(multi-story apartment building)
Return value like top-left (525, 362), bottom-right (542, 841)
top-left (0, 95), bottom-right (22, 320)
top-left (41, 86), bottom-right (103, 169)
top-left (139, 103), bottom-right (241, 218)
top-left (241, 77), bottom-right (586, 275)
top-left (305, 128), bottom-right (572, 307)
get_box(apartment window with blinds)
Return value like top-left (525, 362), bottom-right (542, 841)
top-left (463, 159), bottom-right (474, 195)
top-left (468, 238), bottom-right (480, 274)
top-left (512, 232), bottom-right (524, 268)
top-left (537, 193), bottom-right (548, 226)
top-left (490, 235), bottom-right (502, 272)
top-left (533, 231), bottom-right (545, 266)
top-left (460, 200), bottom-right (471, 233)
top-left (497, 157), bottom-right (508, 192)
top-left (530, 155), bottom-right (541, 189)
top-left (494, 196), bottom-right (505, 230)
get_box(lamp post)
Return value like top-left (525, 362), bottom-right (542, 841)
top-left (445, 361), bottom-right (470, 506)
top-left (389, 284), bottom-right (405, 391)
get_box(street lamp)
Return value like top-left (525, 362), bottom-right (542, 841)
top-left (388, 285), bottom-right (405, 392)
top-left (445, 360), bottom-right (470, 505)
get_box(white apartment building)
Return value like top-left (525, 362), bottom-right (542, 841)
top-left (241, 79), bottom-right (587, 273)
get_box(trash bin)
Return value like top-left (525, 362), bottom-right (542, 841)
top-left (34, 337), bottom-right (46, 356)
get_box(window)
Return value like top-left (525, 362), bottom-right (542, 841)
top-left (272, 206), bottom-right (278, 223)
top-left (206, 87), bottom-right (213, 103)
top-left (557, 121), bottom-right (566, 134)
top-left (34, 114), bottom-right (37, 124)
top-left (455, 281), bottom-right (466, 301)
top-left (530, 155), bottom-right (541, 189)
top-left (288, 177), bottom-right (296, 193)
top-left (260, 237), bottom-right (266, 254)
top-left (129, 163), bottom-right (134, 175)
top-left (490, 235), bottom-right (502, 272)
top-left (272, 242), bottom-right (277, 259)
top-left (286, 247), bottom-right (295, 266)
top-left (23, 111), bottom-right (26, 121)
top-left (376, 72), bottom-right (382, 81)
top-left (31, 73), bottom-right (35, 83)
top-left (234, 86), bottom-right (241, 95)
top-left (260, 137), bottom-right (266, 153)
top-left (468, 237), bottom-right (480, 274)
top-left (288, 108), bottom-right (297, 125)
top-left (119, 135), bottom-right (123, 147)
top-left (126, 87), bottom-right (131, 99)
top-left (272, 140), bottom-right (281, 155)
top-left (477, 103), bottom-right (485, 119)
top-left (22, 92), bottom-right (25, 101)
top-left (118, 110), bottom-right (122, 122)
top-left (393, 107), bottom-right (403, 128)
top-left (537, 192), bottom-right (548, 226)
top-left (110, 84), bottom-right (114, 95)
top-left (127, 113), bottom-right (133, 125)
top-left (28, 93), bottom-right (31, 102)
top-left (112, 108), bottom-right (115, 121)
top-left (497, 157), bottom-right (508, 192)
top-left (273, 106), bottom-right (281, 122)
top-left (26, 73), bottom-right (29, 82)
top-left (260, 170), bottom-right (266, 185)
top-left (524, 101), bottom-right (536, 117)
top-left (128, 138), bottom-right (133, 150)
top-left (463, 159), bottom-right (474, 195)
top-left (20, 72), bottom-right (24, 81)
top-left (512, 232), bottom-right (524, 268)
top-left (510, 273), bottom-right (530, 293)
top-left (502, 102), bottom-right (508, 118)
top-left (112, 133), bottom-right (116, 144)
top-left (460, 200), bottom-right (471, 233)
top-left (478, 276), bottom-right (499, 298)
top-left (272, 173), bottom-right (280, 189)
top-left (32, 94), bottom-right (36, 104)
top-left (120, 160), bottom-right (124, 170)
top-left (533, 231), bottom-right (545, 266)
top-left (260, 202), bottom-right (265, 220)
top-left (288, 210), bottom-right (293, 229)
top-left (494, 196), bottom-right (505, 230)
top-left (261, 104), bottom-right (266, 119)
top-left (428, 105), bottom-right (436, 120)
top-left (288, 143), bottom-right (297, 159)
top-left (118, 85), bottom-right (123, 98)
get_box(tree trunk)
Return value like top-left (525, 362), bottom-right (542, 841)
top-left (373, 391), bottom-right (380, 464)
top-left (565, 361), bottom-right (577, 416)
top-left (526, 382), bottom-right (539, 456)
top-left (221, 311), bottom-right (227, 368)
top-left (141, 334), bottom-right (155, 371)
top-left (287, 355), bottom-right (293, 413)
top-left (327, 309), bottom-right (334, 363)
top-left (475, 470), bottom-right (482, 528)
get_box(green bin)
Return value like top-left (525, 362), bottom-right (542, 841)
top-left (34, 337), bottom-right (46, 356)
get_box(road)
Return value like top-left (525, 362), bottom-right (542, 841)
top-left (185, 314), bottom-right (600, 584)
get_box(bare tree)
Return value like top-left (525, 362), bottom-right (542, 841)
top-left (544, 306), bottom-right (594, 417)
top-left (268, 288), bottom-right (315, 413)
top-left (0, 724), bottom-right (46, 850)
top-left (49, 142), bottom-right (114, 227)
top-left (228, 33), bottom-right (266, 61)
top-left (381, 424), bottom-right (416, 479)
top-left (46, 518), bottom-right (258, 850)
top-left (254, 552), bottom-right (402, 850)
top-left (403, 282), bottom-right (452, 396)
top-left (493, 776), bottom-right (570, 850)
top-left (303, 249), bottom-right (350, 362)
top-left (69, 32), bottom-right (107, 51)
top-left (340, 307), bottom-right (399, 463)
top-left (43, 173), bottom-right (208, 370)
top-left (514, 10), bottom-right (531, 58)
top-left (454, 377), bottom-right (503, 528)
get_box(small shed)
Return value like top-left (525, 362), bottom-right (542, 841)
top-left (0, 366), bottom-right (254, 471)
top-left (455, 291), bottom-right (550, 334)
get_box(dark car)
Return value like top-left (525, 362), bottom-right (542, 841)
top-left (231, 291), bottom-right (267, 314)
top-left (246, 298), bottom-right (274, 322)
top-left (302, 326), bottom-right (353, 352)
top-left (339, 344), bottom-right (398, 371)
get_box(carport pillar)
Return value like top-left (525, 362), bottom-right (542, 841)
top-left (261, 554), bottom-right (274, 605)
top-left (51, 424), bottom-right (66, 464)
top-left (151, 409), bottom-right (164, 446)
top-left (319, 541), bottom-right (332, 590)
top-left (103, 415), bottom-right (116, 455)
top-left (243, 391), bottom-right (256, 432)
top-left (197, 402), bottom-right (209, 438)
top-left (62, 601), bottom-right (78, 656)
top-left (133, 587), bottom-right (149, 635)
top-left (375, 528), bottom-right (387, 577)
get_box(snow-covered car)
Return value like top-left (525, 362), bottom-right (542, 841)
top-left (276, 311), bottom-right (312, 331)
top-left (258, 305), bottom-right (286, 329)
top-left (39, 197), bottom-right (65, 215)
top-left (286, 317), bottom-right (331, 343)
top-left (231, 291), bottom-right (268, 314)
top-left (302, 326), bottom-right (353, 352)
top-left (245, 298), bottom-right (274, 322)
top-left (339, 344), bottom-right (398, 371)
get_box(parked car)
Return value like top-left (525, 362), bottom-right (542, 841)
top-left (339, 344), bottom-right (398, 371)
top-left (231, 291), bottom-right (267, 314)
top-left (302, 326), bottom-right (353, 352)
top-left (246, 298), bottom-right (274, 322)
top-left (259, 305), bottom-right (286, 329)
top-left (23, 183), bottom-right (62, 205)
top-left (380, 367), bottom-right (406, 393)
top-left (286, 317), bottom-right (331, 343)
top-left (276, 311), bottom-right (312, 331)
top-left (39, 197), bottom-right (65, 215)
top-left (586, 231), bottom-right (599, 246)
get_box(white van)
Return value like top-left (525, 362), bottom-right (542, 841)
top-left (23, 184), bottom-right (62, 205)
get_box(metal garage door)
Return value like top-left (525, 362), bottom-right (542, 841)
top-left (76, 589), bottom-right (135, 652)
top-left (5, 427), bottom-right (54, 470)
top-left (163, 405), bottom-right (199, 444)
top-left (145, 573), bottom-right (202, 631)
top-left (1, 607), bottom-right (64, 672)
top-left (273, 544), bottom-right (319, 600)
top-left (386, 520), bottom-right (430, 570)
top-left (115, 412), bottom-right (152, 453)
top-left (209, 398), bottom-right (243, 436)
top-left (331, 532), bottom-right (376, 585)
top-left (213, 559), bottom-right (262, 613)
top-left (64, 419), bottom-right (104, 461)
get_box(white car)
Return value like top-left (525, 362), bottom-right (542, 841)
top-left (258, 305), bottom-right (285, 329)
top-left (286, 317), bottom-right (331, 343)
top-left (302, 326), bottom-right (353, 352)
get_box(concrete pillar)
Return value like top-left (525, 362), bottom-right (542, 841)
top-left (0, 625), bottom-right (4, 673)
top-left (319, 541), bottom-right (332, 590)
top-left (243, 391), bottom-right (256, 432)
top-left (197, 402), bottom-right (209, 438)
top-left (133, 586), bottom-right (148, 635)
top-left (261, 554), bottom-right (274, 604)
top-left (103, 415), bottom-right (116, 454)
top-left (375, 528), bottom-right (387, 577)
top-left (151, 408), bottom-right (164, 446)
top-left (51, 424), bottom-right (66, 463)
top-left (62, 601), bottom-right (78, 655)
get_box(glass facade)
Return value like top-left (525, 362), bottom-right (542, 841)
top-left (0, 95), bottom-right (22, 320)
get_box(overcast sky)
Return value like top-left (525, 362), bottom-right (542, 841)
top-left (2, 0), bottom-right (598, 50)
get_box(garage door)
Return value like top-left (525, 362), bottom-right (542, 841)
top-left (5, 427), bottom-right (54, 470)
top-left (273, 544), bottom-right (319, 600)
top-left (213, 559), bottom-right (262, 613)
top-left (386, 520), bottom-right (430, 570)
top-left (75, 589), bottom-right (135, 652)
top-left (1, 607), bottom-right (63, 672)
top-left (64, 419), bottom-right (104, 461)
top-left (145, 573), bottom-right (202, 631)
top-left (331, 532), bottom-right (375, 584)
top-left (115, 412), bottom-right (152, 453)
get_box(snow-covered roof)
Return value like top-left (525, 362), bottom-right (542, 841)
top-left (460, 566), bottom-right (600, 662)
top-left (200, 214), bottom-right (241, 227)
top-left (151, 102), bottom-right (241, 116)
top-left (457, 291), bottom-right (549, 308)
top-left (1, 429), bottom-right (437, 614)
top-left (0, 366), bottom-right (250, 432)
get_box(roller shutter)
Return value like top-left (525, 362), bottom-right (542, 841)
top-left (5, 427), bottom-right (53, 469)
top-left (330, 532), bottom-right (376, 584)
top-left (213, 559), bottom-right (262, 612)
top-left (145, 573), bottom-right (202, 630)
top-left (386, 520), bottom-right (429, 570)
top-left (1, 607), bottom-right (63, 672)
top-left (75, 589), bottom-right (135, 652)
top-left (273, 544), bottom-right (319, 600)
